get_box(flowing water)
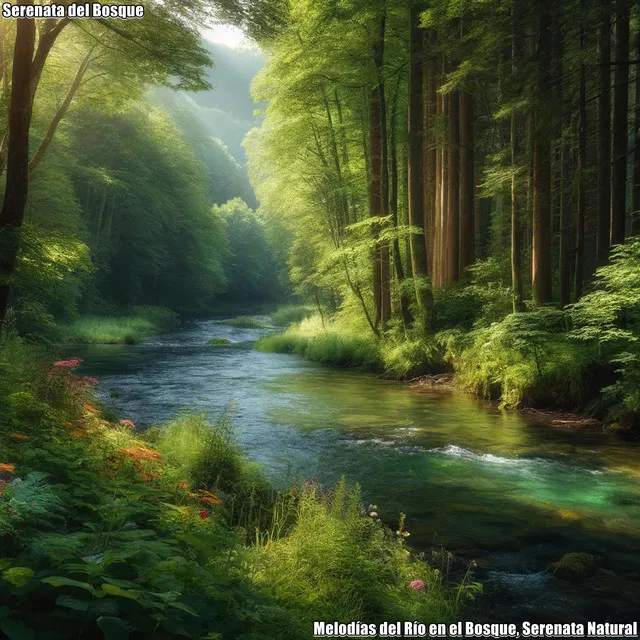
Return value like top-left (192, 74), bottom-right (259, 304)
top-left (75, 318), bottom-right (640, 623)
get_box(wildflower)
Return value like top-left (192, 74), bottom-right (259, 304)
top-left (9, 433), bottom-right (29, 440)
top-left (402, 531), bottom-right (410, 537)
top-left (410, 579), bottom-right (427, 591)
top-left (177, 481), bottom-right (190, 490)
top-left (119, 446), bottom-right (161, 461)
top-left (0, 464), bottom-right (16, 475)
top-left (53, 358), bottom-right (83, 368)
top-left (200, 509), bottom-right (208, 520)
top-left (119, 419), bottom-right (135, 430)
top-left (369, 512), bottom-right (378, 518)
top-left (201, 496), bottom-right (224, 506)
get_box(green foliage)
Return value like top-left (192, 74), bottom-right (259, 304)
top-left (269, 305), bottom-right (315, 327)
top-left (59, 307), bottom-right (177, 344)
top-left (215, 316), bottom-right (270, 329)
top-left (257, 316), bottom-right (381, 370)
top-left (253, 480), bottom-right (457, 628)
top-left (0, 338), bottom-right (461, 638)
top-left (442, 310), bottom-right (596, 408)
top-left (207, 337), bottom-right (232, 346)
top-left (571, 239), bottom-right (640, 412)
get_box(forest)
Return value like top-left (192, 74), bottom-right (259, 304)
top-left (1, 0), bottom-right (640, 638)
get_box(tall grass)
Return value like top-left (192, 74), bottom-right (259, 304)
top-left (215, 316), bottom-right (270, 329)
top-left (257, 316), bottom-right (381, 370)
top-left (269, 304), bottom-right (315, 327)
top-left (0, 340), bottom-right (464, 636)
top-left (58, 306), bottom-right (178, 344)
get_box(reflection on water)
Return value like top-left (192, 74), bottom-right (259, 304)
top-left (73, 318), bottom-right (640, 621)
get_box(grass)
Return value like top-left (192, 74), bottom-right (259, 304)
top-left (58, 306), bottom-right (178, 345)
top-left (257, 316), bottom-right (381, 370)
top-left (207, 337), bottom-right (232, 346)
top-left (269, 305), bottom-right (315, 327)
top-left (0, 335), bottom-right (464, 638)
top-left (215, 316), bottom-right (270, 329)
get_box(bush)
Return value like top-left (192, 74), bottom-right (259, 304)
top-left (0, 338), bottom-right (463, 638)
top-left (571, 238), bottom-right (640, 413)
top-left (442, 310), bottom-right (596, 408)
top-left (252, 480), bottom-right (458, 628)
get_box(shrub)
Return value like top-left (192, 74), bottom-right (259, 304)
top-left (443, 310), bottom-right (596, 408)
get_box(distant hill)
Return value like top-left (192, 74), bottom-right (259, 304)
top-left (151, 41), bottom-right (264, 208)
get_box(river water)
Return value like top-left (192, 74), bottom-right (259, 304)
top-left (75, 318), bottom-right (640, 623)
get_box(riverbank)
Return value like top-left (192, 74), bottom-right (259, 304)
top-left (0, 335), bottom-right (462, 639)
top-left (255, 313), bottom-right (629, 428)
top-left (57, 306), bottom-right (179, 345)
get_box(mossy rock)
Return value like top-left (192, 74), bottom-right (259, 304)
top-left (548, 552), bottom-right (597, 582)
top-left (207, 337), bottom-right (232, 346)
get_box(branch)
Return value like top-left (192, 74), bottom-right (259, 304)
top-left (29, 47), bottom-right (94, 176)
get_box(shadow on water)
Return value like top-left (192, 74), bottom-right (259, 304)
top-left (72, 317), bottom-right (640, 622)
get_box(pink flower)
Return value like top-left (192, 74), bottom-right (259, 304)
top-left (53, 358), bottom-right (83, 369)
top-left (410, 579), bottom-right (427, 591)
top-left (119, 419), bottom-right (135, 430)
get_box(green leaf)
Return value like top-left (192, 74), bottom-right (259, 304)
top-left (0, 619), bottom-right (36, 640)
top-left (42, 576), bottom-right (97, 594)
top-left (56, 595), bottom-right (90, 612)
top-left (168, 601), bottom-right (199, 617)
top-left (101, 583), bottom-right (141, 601)
top-left (2, 567), bottom-right (34, 587)
top-left (97, 616), bottom-right (129, 640)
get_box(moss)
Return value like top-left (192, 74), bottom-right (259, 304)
top-left (207, 337), bottom-right (232, 346)
top-left (215, 317), bottom-right (269, 329)
top-left (548, 552), bottom-right (597, 582)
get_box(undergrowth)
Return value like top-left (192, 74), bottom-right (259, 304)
top-left (0, 334), bottom-right (464, 639)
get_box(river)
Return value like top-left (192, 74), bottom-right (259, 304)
top-left (75, 317), bottom-right (640, 624)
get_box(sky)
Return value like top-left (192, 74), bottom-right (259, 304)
top-left (203, 24), bottom-right (249, 49)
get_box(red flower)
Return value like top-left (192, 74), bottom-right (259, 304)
top-left (200, 509), bottom-right (208, 520)
top-left (53, 358), bottom-right (83, 369)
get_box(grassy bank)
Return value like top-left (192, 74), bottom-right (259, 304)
top-left (258, 244), bottom-right (640, 421)
top-left (58, 306), bottom-right (179, 345)
top-left (0, 336), bottom-right (464, 639)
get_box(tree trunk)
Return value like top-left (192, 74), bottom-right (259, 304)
top-left (597, 1), bottom-right (612, 262)
top-left (611, 0), bottom-right (629, 246)
top-left (575, 10), bottom-right (587, 299)
top-left (511, 1), bottom-right (526, 312)
top-left (0, 15), bottom-right (36, 325)
top-left (459, 89), bottom-right (474, 275)
top-left (390, 76), bottom-right (413, 328)
top-left (532, 0), bottom-right (553, 306)
top-left (632, 23), bottom-right (640, 235)
top-left (446, 88), bottom-right (460, 284)
top-left (408, 6), bottom-right (433, 331)
top-left (30, 48), bottom-right (94, 177)
top-left (370, 11), bottom-right (391, 330)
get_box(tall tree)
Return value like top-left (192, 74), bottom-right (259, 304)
top-left (511, 0), bottom-right (525, 312)
top-left (408, 5), bottom-right (433, 330)
top-left (532, 0), bottom-right (553, 306)
top-left (597, 0), bottom-right (612, 263)
top-left (446, 87), bottom-right (460, 284)
top-left (0, 13), bottom-right (36, 323)
top-left (610, 0), bottom-right (630, 246)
